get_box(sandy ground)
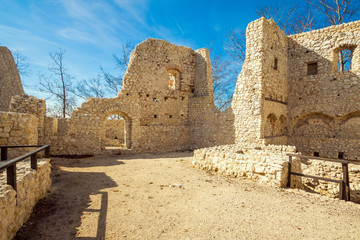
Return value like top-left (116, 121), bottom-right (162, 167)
top-left (14, 151), bottom-right (360, 240)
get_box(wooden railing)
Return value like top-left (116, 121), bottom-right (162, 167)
top-left (287, 154), bottom-right (360, 201)
top-left (0, 145), bottom-right (50, 191)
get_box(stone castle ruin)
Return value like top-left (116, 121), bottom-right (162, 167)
top-left (1, 18), bottom-right (360, 200)
top-left (0, 46), bottom-right (24, 112)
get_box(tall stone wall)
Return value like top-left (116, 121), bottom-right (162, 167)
top-left (231, 18), bottom-right (288, 146)
top-left (231, 19), bottom-right (265, 145)
top-left (193, 18), bottom-right (360, 201)
top-left (189, 48), bottom-right (235, 149)
top-left (288, 21), bottom-right (360, 159)
top-left (34, 39), bottom-right (236, 155)
top-left (0, 47), bottom-right (24, 111)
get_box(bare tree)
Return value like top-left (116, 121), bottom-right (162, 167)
top-left (224, 29), bottom-right (246, 65)
top-left (38, 48), bottom-right (76, 118)
top-left (210, 43), bottom-right (237, 110)
top-left (75, 75), bottom-right (105, 100)
top-left (256, 1), bottom-right (314, 34)
top-left (307, 0), bottom-right (359, 71)
top-left (306, 0), bottom-right (359, 26)
top-left (13, 50), bottom-right (31, 76)
top-left (101, 42), bottom-right (133, 96)
top-left (74, 42), bottom-right (133, 100)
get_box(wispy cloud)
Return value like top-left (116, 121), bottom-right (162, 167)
top-left (58, 0), bottom-right (95, 21)
top-left (174, 18), bottom-right (185, 35)
top-left (59, 28), bottom-right (97, 44)
top-left (112, 0), bottom-right (149, 25)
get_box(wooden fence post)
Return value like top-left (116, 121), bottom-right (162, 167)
top-left (342, 163), bottom-right (350, 201)
top-left (1, 147), bottom-right (8, 161)
top-left (287, 156), bottom-right (292, 188)
top-left (7, 164), bottom-right (17, 191)
top-left (31, 154), bottom-right (37, 170)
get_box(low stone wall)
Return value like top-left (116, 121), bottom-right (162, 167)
top-left (193, 144), bottom-right (360, 202)
top-left (0, 159), bottom-right (51, 240)
top-left (299, 159), bottom-right (360, 202)
top-left (193, 144), bottom-right (297, 187)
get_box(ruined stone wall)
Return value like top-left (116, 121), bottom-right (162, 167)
top-left (41, 39), bottom-right (196, 154)
top-left (0, 112), bottom-right (38, 158)
top-left (189, 48), bottom-right (235, 149)
top-left (193, 144), bottom-right (296, 187)
top-left (261, 19), bottom-right (289, 145)
top-left (102, 119), bottom-right (125, 147)
top-left (193, 18), bottom-right (360, 202)
top-left (9, 95), bottom-right (46, 145)
top-left (231, 19), bottom-right (265, 145)
top-left (0, 159), bottom-right (51, 240)
top-left (0, 47), bottom-right (24, 111)
top-left (288, 21), bottom-right (360, 159)
top-left (36, 38), bottom-right (237, 155)
top-left (231, 18), bottom-right (288, 145)
top-left (44, 115), bottom-right (102, 156)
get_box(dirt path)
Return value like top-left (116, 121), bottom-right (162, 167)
top-left (15, 151), bottom-right (360, 240)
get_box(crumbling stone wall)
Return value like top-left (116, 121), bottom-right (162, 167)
top-left (102, 119), bottom-right (125, 147)
top-left (0, 159), bottom-right (51, 240)
top-left (0, 112), bottom-right (38, 158)
top-left (231, 18), bottom-right (288, 146)
top-left (0, 47), bottom-right (24, 111)
top-left (35, 38), bottom-right (234, 155)
top-left (288, 21), bottom-right (360, 159)
top-left (189, 48), bottom-right (235, 149)
top-left (10, 95), bottom-right (46, 144)
top-left (193, 144), bottom-right (296, 187)
top-left (193, 18), bottom-right (360, 201)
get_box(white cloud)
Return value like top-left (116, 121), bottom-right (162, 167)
top-left (58, 28), bottom-right (97, 44)
top-left (112, 0), bottom-right (149, 25)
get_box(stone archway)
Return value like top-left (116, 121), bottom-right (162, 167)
top-left (101, 110), bottom-right (132, 149)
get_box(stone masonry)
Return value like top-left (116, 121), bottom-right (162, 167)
top-left (0, 47), bottom-right (24, 112)
top-left (193, 18), bottom-right (360, 201)
top-left (0, 18), bottom-right (359, 211)
top-left (0, 159), bottom-right (51, 240)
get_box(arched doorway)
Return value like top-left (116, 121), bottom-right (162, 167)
top-left (101, 111), bottom-right (132, 149)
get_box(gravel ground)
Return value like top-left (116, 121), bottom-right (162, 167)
top-left (15, 151), bottom-right (360, 240)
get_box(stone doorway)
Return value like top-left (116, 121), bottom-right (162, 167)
top-left (101, 112), bottom-right (131, 149)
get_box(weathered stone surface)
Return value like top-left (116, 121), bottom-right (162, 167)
top-left (0, 159), bottom-right (51, 240)
top-left (0, 47), bottom-right (24, 112)
top-left (0, 111), bottom-right (38, 158)
top-left (193, 18), bottom-right (360, 201)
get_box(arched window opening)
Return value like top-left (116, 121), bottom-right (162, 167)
top-left (168, 69), bottom-right (181, 90)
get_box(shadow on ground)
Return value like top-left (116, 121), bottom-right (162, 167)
top-left (14, 156), bottom-right (121, 240)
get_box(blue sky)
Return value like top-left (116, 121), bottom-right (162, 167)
top-left (0, 0), bottom-right (267, 101)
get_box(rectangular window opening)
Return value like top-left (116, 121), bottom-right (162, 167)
top-left (273, 58), bottom-right (278, 70)
top-left (313, 152), bottom-right (319, 157)
top-left (338, 49), bottom-right (352, 72)
top-left (307, 62), bottom-right (318, 75)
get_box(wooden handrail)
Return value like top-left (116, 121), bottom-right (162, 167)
top-left (287, 154), bottom-right (352, 201)
top-left (0, 145), bottom-right (50, 191)
top-left (287, 153), bottom-right (360, 165)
